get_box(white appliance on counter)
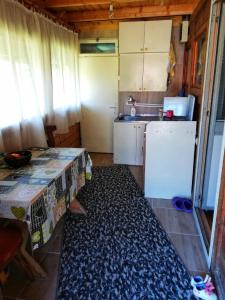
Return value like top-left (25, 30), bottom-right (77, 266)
top-left (163, 95), bottom-right (195, 120)
top-left (144, 121), bottom-right (196, 199)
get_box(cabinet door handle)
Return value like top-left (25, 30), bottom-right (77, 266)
top-left (145, 48), bottom-right (148, 51)
top-left (140, 48), bottom-right (144, 51)
top-left (139, 88), bottom-right (142, 90)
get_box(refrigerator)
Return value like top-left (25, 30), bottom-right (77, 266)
top-left (144, 121), bottom-right (196, 199)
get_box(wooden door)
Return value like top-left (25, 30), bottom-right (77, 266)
top-left (79, 56), bottom-right (118, 153)
top-left (119, 21), bottom-right (145, 53)
top-left (119, 54), bottom-right (144, 91)
top-left (143, 53), bottom-right (169, 91)
top-left (144, 20), bottom-right (172, 53)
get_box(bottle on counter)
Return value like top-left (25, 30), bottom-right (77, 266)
top-left (158, 108), bottom-right (164, 120)
top-left (130, 104), bottom-right (136, 117)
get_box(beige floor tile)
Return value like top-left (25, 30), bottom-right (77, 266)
top-left (33, 248), bottom-right (48, 265)
top-left (3, 219), bottom-right (63, 299)
top-left (152, 198), bottom-right (174, 209)
top-left (169, 233), bottom-right (208, 273)
top-left (2, 263), bottom-right (29, 299)
top-left (145, 198), bottom-right (153, 206)
top-left (89, 153), bottom-right (113, 167)
top-left (34, 219), bottom-right (63, 262)
top-left (48, 234), bottom-right (63, 253)
top-left (153, 207), bottom-right (198, 235)
top-left (3, 297), bottom-right (25, 300)
top-left (129, 166), bottom-right (144, 190)
top-left (34, 234), bottom-right (62, 264)
top-left (20, 253), bottom-right (59, 300)
top-left (188, 270), bottom-right (208, 277)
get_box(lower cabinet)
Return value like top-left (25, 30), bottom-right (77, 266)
top-left (113, 122), bottom-right (145, 165)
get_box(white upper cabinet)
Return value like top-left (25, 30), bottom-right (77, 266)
top-left (119, 53), bottom-right (169, 92)
top-left (143, 53), bottom-right (169, 92)
top-left (119, 22), bottom-right (145, 53)
top-left (144, 20), bottom-right (172, 53)
top-left (119, 20), bottom-right (172, 53)
top-left (119, 20), bottom-right (171, 91)
top-left (119, 54), bottom-right (144, 91)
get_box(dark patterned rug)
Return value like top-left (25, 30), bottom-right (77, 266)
top-left (56, 165), bottom-right (195, 300)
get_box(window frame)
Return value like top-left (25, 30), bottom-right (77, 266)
top-left (191, 31), bottom-right (207, 89)
top-left (79, 39), bottom-right (118, 57)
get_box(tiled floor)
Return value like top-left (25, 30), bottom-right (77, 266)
top-left (2, 152), bottom-right (208, 299)
top-left (89, 152), bottom-right (113, 166)
top-left (150, 199), bottom-right (208, 274)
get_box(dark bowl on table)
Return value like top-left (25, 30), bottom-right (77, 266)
top-left (4, 150), bottom-right (32, 168)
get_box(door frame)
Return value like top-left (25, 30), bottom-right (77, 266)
top-left (79, 52), bottom-right (119, 153)
top-left (193, 0), bottom-right (225, 267)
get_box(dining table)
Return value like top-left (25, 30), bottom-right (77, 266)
top-left (0, 147), bottom-right (92, 276)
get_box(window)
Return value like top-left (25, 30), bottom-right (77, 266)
top-left (80, 43), bottom-right (116, 54)
top-left (0, 30), bottom-right (44, 129)
top-left (79, 40), bottom-right (118, 55)
top-left (192, 33), bottom-right (207, 88)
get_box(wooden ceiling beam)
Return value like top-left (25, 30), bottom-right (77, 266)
top-left (43, 0), bottom-right (151, 9)
top-left (63, 4), bottom-right (194, 22)
top-left (192, 0), bottom-right (200, 12)
top-left (74, 16), bottom-right (182, 33)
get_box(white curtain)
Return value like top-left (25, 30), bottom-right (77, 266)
top-left (0, 0), bottom-right (80, 152)
top-left (39, 17), bottom-right (81, 133)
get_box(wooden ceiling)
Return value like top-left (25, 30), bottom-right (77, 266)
top-left (30, 0), bottom-right (199, 25)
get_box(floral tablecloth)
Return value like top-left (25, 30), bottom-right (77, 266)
top-left (0, 148), bottom-right (92, 250)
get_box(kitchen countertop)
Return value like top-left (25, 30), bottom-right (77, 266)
top-left (114, 115), bottom-right (187, 123)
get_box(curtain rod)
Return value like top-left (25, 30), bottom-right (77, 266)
top-left (5, 0), bottom-right (77, 35)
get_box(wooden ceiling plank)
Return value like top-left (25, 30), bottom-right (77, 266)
top-left (44, 0), bottom-right (153, 9)
top-left (74, 15), bottom-right (182, 33)
top-left (64, 4), bottom-right (194, 22)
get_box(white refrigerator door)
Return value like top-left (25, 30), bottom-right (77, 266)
top-left (144, 121), bottom-right (196, 199)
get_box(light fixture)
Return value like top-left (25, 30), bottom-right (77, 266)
top-left (109, 3), bottom-right (114, 19)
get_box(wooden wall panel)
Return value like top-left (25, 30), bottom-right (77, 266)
top-left (45, 123), bottom-right (81, 147)
top-left (75, 20), bottom-right (119, 39)
top-left (183, 0), bottom-right (211, 121)
top-left (54, 123), bottom-right (81, 147)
